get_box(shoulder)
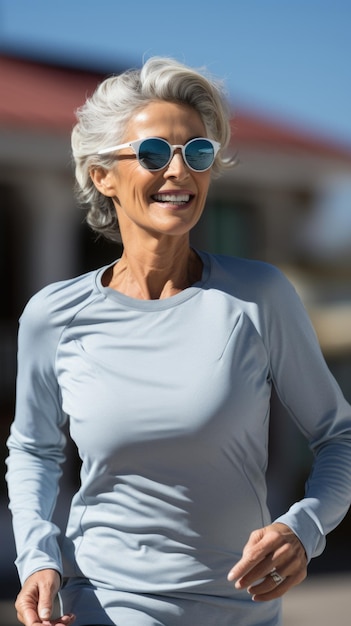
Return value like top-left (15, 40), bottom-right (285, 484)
top-left (205, 252), bottom-right (292, 302)
top-left (19, 268), bottom-right (104, 339)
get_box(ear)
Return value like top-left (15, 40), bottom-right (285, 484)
top-left (90, 167), bottom-right (116, 197)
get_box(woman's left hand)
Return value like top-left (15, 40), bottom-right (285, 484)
top-left (227, 522), bottom-right (308, 601)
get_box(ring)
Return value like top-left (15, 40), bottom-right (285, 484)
top-left (269, 568), bottom-right (285, 585)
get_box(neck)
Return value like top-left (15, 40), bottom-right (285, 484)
top-left (106, 236), bottom-right (202, 300)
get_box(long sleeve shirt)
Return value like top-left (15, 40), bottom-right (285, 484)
top-left (6, 251), bottom-right (351, 626)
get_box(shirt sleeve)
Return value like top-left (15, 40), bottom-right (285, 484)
top-left (6, 291), bottom-right (67, 584)
top-left (261, 266), bottom-right (351, 561)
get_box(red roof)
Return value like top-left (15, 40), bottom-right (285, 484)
top-left (1, 54), bottom-right (351, 162)
top-left (232, 112), bottom-right (351, 161)
top-left (0, 55), bottom-right (104, 131)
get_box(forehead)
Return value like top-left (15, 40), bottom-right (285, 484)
top-left (123, 101), bottom-right (206, 141)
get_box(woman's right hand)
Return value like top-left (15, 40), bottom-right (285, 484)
top-left (15, 569), bottom-right (75, 625)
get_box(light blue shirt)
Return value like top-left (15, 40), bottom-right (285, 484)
top-left (6, 251), bottom-right (351, 625)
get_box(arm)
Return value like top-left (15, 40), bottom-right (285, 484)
top-left (265, 268), bottom-right (351, 558)
top-left (6, 292), bottom-right (68, 590)
top-left (229, 266), bottom-right (351, 597)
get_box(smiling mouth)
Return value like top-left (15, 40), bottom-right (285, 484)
top-left (152, 193), bottom-right (193, 206)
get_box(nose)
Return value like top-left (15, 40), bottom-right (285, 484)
top-left (164, 149), bottom-right (190, 180)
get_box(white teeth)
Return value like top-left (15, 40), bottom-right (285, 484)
top-left (153, 193), bottom-right (190, 203)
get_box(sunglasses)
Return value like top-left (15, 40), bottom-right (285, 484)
top-left (97, 137), bottom-right (220, 172)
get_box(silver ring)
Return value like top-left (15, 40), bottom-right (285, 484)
top-left (269, 568), bottom-right (285, 585)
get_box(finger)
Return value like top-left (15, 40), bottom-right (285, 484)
top-left (38, 607), bottom-right (52, 621)
top-left (40, 604), bottom-right (76, 626)
top-left (16, 592), bottom-right (41, 625)
top-left (228, 551), bottom-right (267, 583)
top-left (43, 616), bottom-right (76, 626)
top-left (37, 575), bottom-right (62, 623)
top-left (38, 597), bottom-right (62, 622)
top-left (250, 576), bottom-right (292, 602)
top-left (16, 594), bottom-right (75, 626)
top-left (247, 559), bottom-right (307, 602)
top-left (232, 556), bottom-right (279, 591)
top-left (227, 529), bottom-right (269, 582)
top-left (37, 590), bottom-right (56, 621)
top-left (39, 616), bottom-right (75, 626)
top-left (251, 566), bottom-right (307, 602)
top-left (246, 566), bottom-right (286, 594)
top-left (16, 606), bottom-right (40, 626)
top-left (233, 545), bottom-right (291, 589)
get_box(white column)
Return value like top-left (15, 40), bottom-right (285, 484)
top-left (16, 170), bottom-right (80, 299)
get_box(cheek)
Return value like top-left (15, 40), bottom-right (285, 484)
top-left (114, 174), bottom-right (148, 205)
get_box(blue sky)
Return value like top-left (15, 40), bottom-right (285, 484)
top-left (1, 0), bottom-right (351, 146)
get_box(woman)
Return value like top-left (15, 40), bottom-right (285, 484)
top-left (6, 57), bottom-right (351, 626)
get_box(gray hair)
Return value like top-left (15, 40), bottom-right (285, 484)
top-left (71, 56), bottom-right (234, 242)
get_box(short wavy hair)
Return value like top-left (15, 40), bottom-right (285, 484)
top-left (71, 56), bottom-right (234, 242)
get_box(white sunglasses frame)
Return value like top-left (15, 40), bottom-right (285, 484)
top-left (97, 137), bottom-right (221, 172)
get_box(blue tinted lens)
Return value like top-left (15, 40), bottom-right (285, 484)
top-left (184, 139), bottom-right (215, 171)
top-left (138, 138), bottom-right (171, 170)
